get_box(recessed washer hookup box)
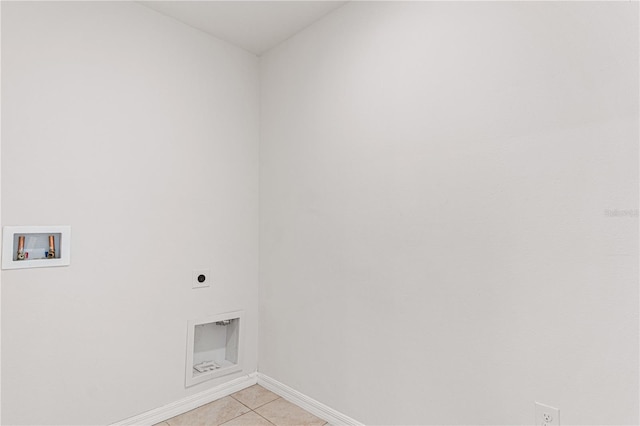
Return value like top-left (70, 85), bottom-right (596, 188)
top-left (186, 310), bottom-right (243, 387)
top-left (2, 226), bottom-right (71, 270)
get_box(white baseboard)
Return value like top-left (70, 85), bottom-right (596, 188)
top-left (111, 372), bottom-right (257, 426)
top-left (256, 373), bottom-right (363, 426)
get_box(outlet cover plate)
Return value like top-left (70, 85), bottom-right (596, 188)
top-left (535, 402), bottom-right (559, 426)
top-left (192, 269), bottom-right (210, 289)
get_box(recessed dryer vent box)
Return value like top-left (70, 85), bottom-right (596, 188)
top-left (2, 226), bottom-right (71, 270)
top-left (185, 311), bottom-right (243, 387)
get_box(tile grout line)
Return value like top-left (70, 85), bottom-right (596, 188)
top-left (216, 401), bottom-right (279, 426)
top-left (252, 397), bottom-right (327, 426)
top-left (248, 395), bottom-right (282, 410)
top-left (229, 394), bottom-right (253, 411)
top-left (228, 393), bottom-right (282, 412)
top-left (218, 396), bottom-right (254, 426)
top-left (251, 409), bottom-right (279, 426)
top-left (225, 391), bottom-right (281, 426)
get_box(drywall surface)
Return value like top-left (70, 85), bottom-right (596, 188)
top-left (259, 2), bottom-right (639, 425)
top-left (2, 2), bottom-right (258, 424)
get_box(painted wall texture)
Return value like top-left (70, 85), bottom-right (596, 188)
top-left (259, 2), bottom-right (639, 425)
top-left (1, 2), bottom-right (259, 424)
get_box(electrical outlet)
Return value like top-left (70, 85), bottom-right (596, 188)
top-left (192, 269), bottom-right (210, 289)
top-left (535, 402), bottom-right (559, 426)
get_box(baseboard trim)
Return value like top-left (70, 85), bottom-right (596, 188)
top-left (111, 372), bottom-right (257, 426)
top-left (256, 373), bottom-right (363, 426)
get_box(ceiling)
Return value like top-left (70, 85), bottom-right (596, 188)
top-left (139, 1), bottom-right (348, 55)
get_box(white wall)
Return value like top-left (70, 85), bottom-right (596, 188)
top-left (1, 2), bottom-right (259, 424)
top-left (259, 2), bottom-right (638, 425)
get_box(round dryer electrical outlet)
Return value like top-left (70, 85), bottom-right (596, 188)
top-left (192, 269), bottom-right (210, 289)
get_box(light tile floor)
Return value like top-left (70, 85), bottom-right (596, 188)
top-left (155, 385), bottom-right (327, 426)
